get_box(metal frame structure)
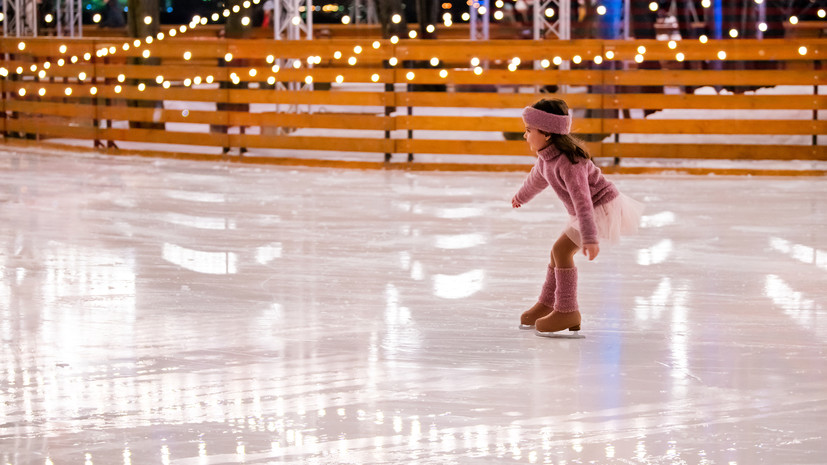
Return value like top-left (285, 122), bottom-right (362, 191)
top-left (55, 0), bottom-right (83, 37)
top-left (353, 0), bottom-right (378, 24)
top-left (2, 0), bottom-right (82, 37)
top-left (273, 0), bottom-right (313, 39)
top-left (533, 0), bottom-right (570, 40)
top-left (2, 0), bottom-right (37, 37)
top-left (469, 0), bottom-right (490, 40)
top-left (272, 0), bottom-right (314, 128)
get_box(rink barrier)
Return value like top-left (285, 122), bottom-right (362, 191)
top-left (0, 37), bottom-right (825, 174)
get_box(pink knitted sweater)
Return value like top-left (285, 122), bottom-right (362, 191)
top-left (514, 144), bottom-right (619, 245)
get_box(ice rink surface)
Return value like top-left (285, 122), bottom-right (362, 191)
top-left (1, 149), bottom-right (825, 464)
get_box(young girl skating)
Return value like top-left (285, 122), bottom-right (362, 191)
top-left (512, 98), bottom-right (643, 338)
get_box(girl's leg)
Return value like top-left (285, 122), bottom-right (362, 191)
top-left (536, 234), bottom-right (582, 333)
top-left (519, 253), bottom-right (556, 328)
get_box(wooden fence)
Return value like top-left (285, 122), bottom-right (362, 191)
top-left (1, 37), bottom-right (825, 173)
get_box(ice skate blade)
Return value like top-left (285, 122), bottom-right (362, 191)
top-left (518, 324), bottom-right (535, 330)
top-left (534, 330), bottom-right (585, 339)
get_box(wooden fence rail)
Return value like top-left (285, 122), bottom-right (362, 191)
top-left (1, 37), bottom-right (825, 171)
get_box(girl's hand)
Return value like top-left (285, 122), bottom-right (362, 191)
top-left (512, 196), bottom-right (521, 208)
top-left (583, 244), bottom-right (600, 261)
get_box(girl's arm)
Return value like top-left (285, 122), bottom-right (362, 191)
top-left (512, 165), bottom-right (547, 207)
top-left (561, 163), bottom-right (599, 245)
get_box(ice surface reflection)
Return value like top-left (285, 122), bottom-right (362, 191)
top-left (769, 237), bottom-right (827, 271)
top-left (163, 189), bottom-right (226, 203)
top-left (640, 211), bottom-right (676, 228)
top-left (434, 233), bottom-right (487, 250)
top-left (2, 151), bottom-right (827, 465)
top-left (637, 239), bottom-right (673, 266)
top-left (764, 274), bottom-right (823, 336)
top-left (433, 269), bottom-right (484, 299)
top-left (162, 243), bottom-right (238, 274)
top-left (163, 212), bottom-right (236, 230)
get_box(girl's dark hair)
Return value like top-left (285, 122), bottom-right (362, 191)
top-left (532, 98), bottom-right (591, 164)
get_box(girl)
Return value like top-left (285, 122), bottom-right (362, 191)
top-left (512, 98), bottom-right (643, 337)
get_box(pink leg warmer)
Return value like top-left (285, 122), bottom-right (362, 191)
top-left (538, 265), bottom-right (556, 307)
top-left (553, 267), bottom-right (579, 313)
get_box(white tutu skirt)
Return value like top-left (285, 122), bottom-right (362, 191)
top-left (563, 193), bottom-right (645, 247)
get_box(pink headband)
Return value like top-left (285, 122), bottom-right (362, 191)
top-left (521, 107), bottom-right (571, 135)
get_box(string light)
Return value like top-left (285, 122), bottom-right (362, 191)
top-left (38, 88), bottom-right (46, 96)
top-left (699, 35), bottom-right (708, 43)
top-left (390, 36), bottom-right (399, 44)
top-left (637, 45), bottom-right (646, 54)
top-left (553, 56), bottom-right (562, 65)
top-left (409, 30), bottom-right (417, 38)
top-left (64, 87), bottom-right (72, 96)
top-left (668, 40), bottom-right (677, 49)
top-left (354, 45), bottom-right (362, 54)
top-left (605, 51), bottom-right (614, 59)
top-left (676, 52), bottom-right (685, 61)
top-left (648, 2), bottom-right (658, 11)
top-left (430, 57), bottom-right (439, 66)
top-left (717, 50), bottom-right (727, 60)
top-left (184, 51), bottom-right (192, 60)
top-left (371, 74), bottom-right (380, 82)
top-left (90, 86), bottom-right (98, 95)
top-left (341, 15), bottom-right (351, 24)
top-left (336, 75), bottom-right (344, 83)
top-left (634, 54), bottom-right (644, 63)
top-left (406, 71), bottom-right (415, 80)
top-left (594, 56), bottom-right (603, 64)
top-left (348, 57), bottom-right (357, 65)
top-left (597, 5), bottom-right (606, 15)
top-left (138, 83), bottom-right (146, 91)
top-left (439, 69), bottom-right (448, 78)
top-left (392, 14), bottom-right (401, 23)
top-left (798, 46), bottom-right (807, 55)
top-left (473, 66), bottom-right (483, 75)
top-left (115, 85), bottom-right (122, 93)
top-left (372, 41), bottom-right (381, 49)
top-left (729, 28), bottom-right (738, 38)
top-left (118, 74), bottom-right (126, 82)
top-left (541, 59), bottom-right (550, 68)
top-left (304, 75), bottom-right (313, 84)
top-left (471, 57), bottom-right (480, 66)
top-left (789, 16), bottom-right (798, 25)
top-left (18, 88), bottom-right (26, 96)
top-left (388, 57), bottom-right (398, 66)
